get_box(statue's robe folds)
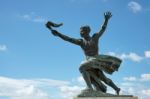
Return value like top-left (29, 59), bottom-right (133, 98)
top-left (80, 55), bottom-right (122, 74)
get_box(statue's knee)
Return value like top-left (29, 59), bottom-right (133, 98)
top-left (79, 61), bottom-right (93, 73)
top-left (79, 64), bottom-right (89, 73)
top-left (79, 65), bottom-right (85, 73)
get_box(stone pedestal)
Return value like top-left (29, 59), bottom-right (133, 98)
top-left (74, 90), bottom-right (138, 99)
top-left (73, 95), bottom-right (138, 99)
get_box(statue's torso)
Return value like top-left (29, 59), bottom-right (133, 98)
top-left (80, 36), bottom-right (99, 56)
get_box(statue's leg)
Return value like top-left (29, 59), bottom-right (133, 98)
top-left (79, 62), bottom-right (93, 91)
top-left (91, 78), bottom-right (100, 90)
top-left (98, 70), bottom-right (120, 95)
top-left (90, 71), bottom-right (107, 93)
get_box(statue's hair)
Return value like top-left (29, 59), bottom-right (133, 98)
top-left (80, 25), bottom-right (91, 33)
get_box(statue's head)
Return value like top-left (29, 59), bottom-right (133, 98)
top-left (80, 25), bottom-right (91, 38)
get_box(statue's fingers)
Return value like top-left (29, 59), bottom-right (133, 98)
top-left (106, 12), bottom-right (109, 15)
top-left (107, 12), bottom-right (112, 18)
top-left (106, 11), bottom-right (110, 16)
top-left (110, 13), bottom-right (112, 17)
top-left (104, 12), bottom-right (106, 16)
top-left (109, 13), bottom-right (112, 17)
top-left (108, 12), bottom-right (111, 16)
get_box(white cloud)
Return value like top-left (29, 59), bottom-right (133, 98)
top-left (142, 89), bottom-right (150, 97)
top-left (107, 52), bottom-right (116, 56)
top-left (123, 74), bottom-right (150, 82)
top-left (59, 85), bottom-right (83, 99)
top-left (128, 1), bottom-right (142, 13)
top-left (33, 17), bottom-right (46, 23)
top-left (22, 14), bottom-right (31, 20)
top-left (0, 76), bottom-right (70, 99)
top-left (63, 76), bottom-right (86, 99)
top-left (0, 45), bottom-right (7, 51)
top-left (140, 74), bottom-right (150, 81)
top-left (1, 75), bottom-right (150, 99)
top-left (33, 78), bottom-right (70, 87)
top-left (120, 82), bottom-right (150, 99)
top-left (123, 53), bottom-right (143, 62)
top-left (77, 76), bottom-right (84, 85)
top-left (107, 52), bottom-right (143, 62)
top-left (19, 13), bottom-right (47, 23)
top-left (144, 51), bottom-right (150, 58)
top-left (0, 77), bottom-right (48, 99)
top-left (123, 77), bottom-right (137, 81)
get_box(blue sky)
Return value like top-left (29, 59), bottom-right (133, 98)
top-left (0, 0), bottom-right (150, 99)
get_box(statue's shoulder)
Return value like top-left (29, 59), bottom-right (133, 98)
top-left (92, 33), bottom-right (98, 38)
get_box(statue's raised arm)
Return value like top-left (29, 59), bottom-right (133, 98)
top-left (93, 11), bottom-right (112, 39)
top-left (46, 21), bottom-right (82, 45)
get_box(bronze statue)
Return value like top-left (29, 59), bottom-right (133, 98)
top-left (46, 11), bottom-right (122, 96)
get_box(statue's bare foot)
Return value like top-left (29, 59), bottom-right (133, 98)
top-left (116, 88), bottom-right (120, 95)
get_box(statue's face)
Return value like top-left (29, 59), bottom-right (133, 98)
top-left (80, 28), bottom-right (90, 38)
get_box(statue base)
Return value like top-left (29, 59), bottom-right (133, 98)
top-left (73, 91), bottom-right (138, 99)
top-left (73, 96), bottom-right (138, 99)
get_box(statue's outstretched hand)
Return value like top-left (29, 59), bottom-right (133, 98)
top-left (104, 11), bottom-right (112, 20)
top-left (46, 21), bottom-right (58, 36)
top-left (46, 21), bottom-right (52, 29)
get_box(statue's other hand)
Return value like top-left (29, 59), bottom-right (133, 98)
top-left (104, 11), bottom-right (112, 20)
top-left (51, 30), bottom-right (59, 36)
top-left (46, 21), bottom-right (52, 29)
